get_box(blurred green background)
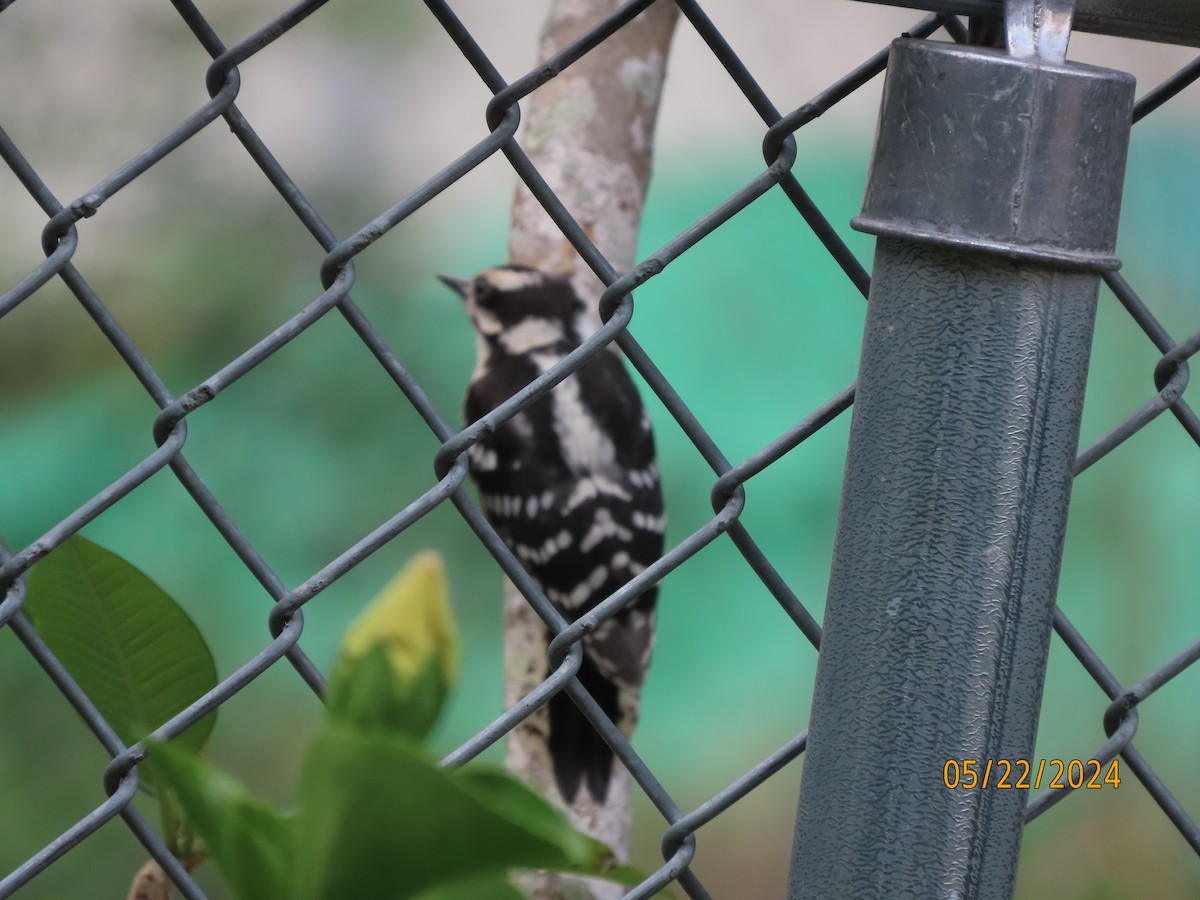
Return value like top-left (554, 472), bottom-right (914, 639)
top-left (1, 1), bottom-right (1198, 898)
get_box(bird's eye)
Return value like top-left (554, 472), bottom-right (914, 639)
top-left (473, 276), bottom-right (492, 301)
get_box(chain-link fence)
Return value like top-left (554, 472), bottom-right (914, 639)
top-left (2, 0), bottom-right (1199, 897)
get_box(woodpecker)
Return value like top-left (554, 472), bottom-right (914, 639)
top-left (441, 265), bottom-right (663, 805)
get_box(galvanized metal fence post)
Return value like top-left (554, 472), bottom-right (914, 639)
top-left (788, 4), bottom-right (1136, 897)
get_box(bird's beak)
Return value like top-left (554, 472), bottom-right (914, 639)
top-left (437, 274), bottom-right (469, 298)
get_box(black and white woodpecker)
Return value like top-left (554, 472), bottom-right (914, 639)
top-left (440, 265), bottom-right (664, 805)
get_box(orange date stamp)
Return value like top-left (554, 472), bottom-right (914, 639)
top-left (942, 758), bottom-right (1120, 790)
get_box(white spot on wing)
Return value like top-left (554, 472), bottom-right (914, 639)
top-left (564, 476), bottom-right (631, 513)
top-left (628, 461), bottom-right (660, 488)
top-left (631, 511), bottom-right (666, 533)
top-left (564, 479), bottom-right (598, 512)
top-left (580, 508), bottom-right (633, 552)
top-left (591, 475), bottom-right (631, 500)
top-left (588, 565), bottom-right (608, 590)
top-left (563, 564), bottom-right (609, 607)
top-left (490, 494), bottom-right (529, 518)
top-left (509, 412), bottom-right (534, 442)
top-left (468, 444), bottom-right (498, 471)
top-left (511, 529), bottom-right (575, 568)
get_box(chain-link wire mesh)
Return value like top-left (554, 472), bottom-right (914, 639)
top-left (1, 0), bottom-right (1198, 897)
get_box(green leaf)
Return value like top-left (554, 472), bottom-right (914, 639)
top-left (296, 724), bottom-right (612, 899)
top-left (26, 535), bottom-right (218, 753)
top-left (457, 769), bottom-right (662, 888)
top-left (453, 768), bottom-right (611, 870)
top-left (145, 740), bottom-right (295, 900)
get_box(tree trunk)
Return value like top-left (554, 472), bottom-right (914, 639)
top-left (504, 2), bottom-right (679, 897)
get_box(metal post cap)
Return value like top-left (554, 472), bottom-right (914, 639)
top-left (851, 38), bottom-right (1136, 271)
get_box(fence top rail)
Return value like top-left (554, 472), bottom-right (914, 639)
top-left (851, 0), bottom-right (1200, 47)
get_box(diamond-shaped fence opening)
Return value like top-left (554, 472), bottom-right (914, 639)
top-left (1, 1), bottom-right (1198, 897)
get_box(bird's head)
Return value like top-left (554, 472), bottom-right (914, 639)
top-left (439, 265), bottom-right (587, 354)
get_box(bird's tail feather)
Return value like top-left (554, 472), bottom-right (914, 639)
top-left (548, 653), bottom-right (620, 805)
